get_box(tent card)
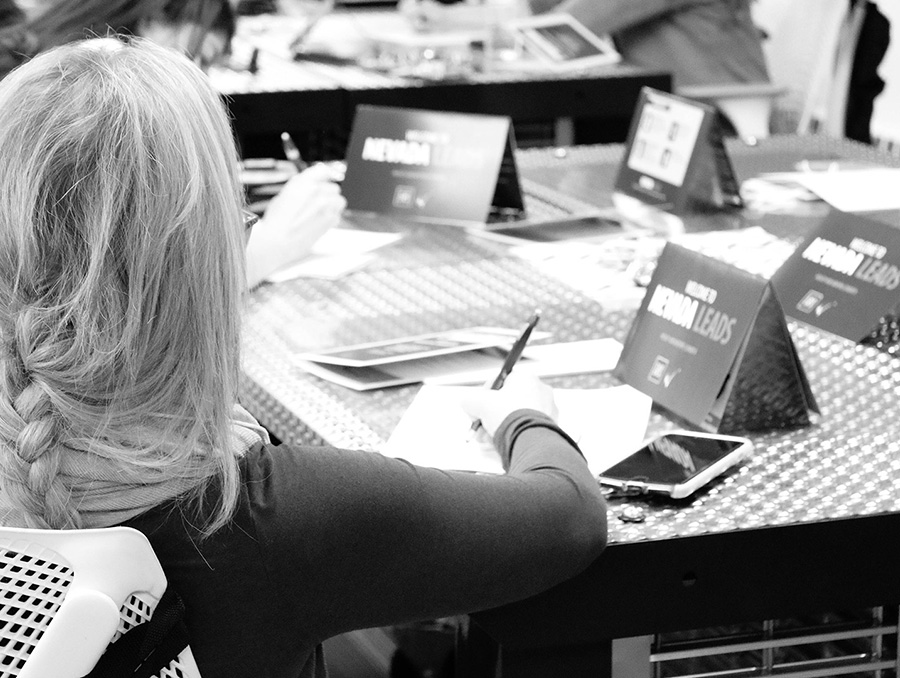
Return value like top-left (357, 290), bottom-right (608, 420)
top-left (772, 209), bottom-right (900, 342)
top-left (614, 243), bottom-right (817, 433)
top-left (614, 87), bottom-right (742, 215)
top-left (341, 105), bottom-right (525, 227)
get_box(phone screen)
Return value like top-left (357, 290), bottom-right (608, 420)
top-left (600, 434), bottom-right (745, 484)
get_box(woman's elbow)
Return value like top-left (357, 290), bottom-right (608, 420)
top-left (572, 499), bottom-right (609, 568)
top-left (551, 490), bottom-right (608, 576)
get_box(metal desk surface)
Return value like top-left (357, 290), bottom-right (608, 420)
top-left (240, 135), bottom-right (900, 677)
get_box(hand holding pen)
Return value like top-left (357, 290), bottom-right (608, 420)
top-left (467, 311), bottom-right (542, 439)
top-left (245, 135), bottom-right (347, 287)
top-left (281, 131), bottom-right (345, 182)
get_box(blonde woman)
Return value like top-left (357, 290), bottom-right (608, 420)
top-left (0, 38), bottom-right (606, 678)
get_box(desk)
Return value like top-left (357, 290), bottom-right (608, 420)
top-left (239, 136), bottom-right (900, 678)
top-left (211, 9), bottom-right (671, 156)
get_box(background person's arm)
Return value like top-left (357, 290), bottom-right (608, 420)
top-left (245, 164), bottom-right (346, 288)
top-left (529, 0), bottom-right (716, 36)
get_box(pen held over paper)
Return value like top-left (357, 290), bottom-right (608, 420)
top-left (468, 310), bottom-right (542, 437)
top-left (281, 131), bottom-right (309, 172)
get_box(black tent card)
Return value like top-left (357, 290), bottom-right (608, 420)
top-left (614, 243), bottom-right (818, 433)
top-left (614, 87), bottom-right (742, 215)
top-left (772, 209), bottom-right (900, 342)
top-left (341, 105), bottom-right (524, 227)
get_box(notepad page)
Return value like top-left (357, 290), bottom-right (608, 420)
top-left (381, 384), bottom-right (652, 475)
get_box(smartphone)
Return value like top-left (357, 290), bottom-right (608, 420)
top-left (596, 430), bottom-right (753, 499)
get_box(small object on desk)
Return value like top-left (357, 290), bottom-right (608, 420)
top-left (280, 132), bottom-right (308, 172)
top-left (248, 47), bottom-right (260, 74)
top-left (467, 310), bottom-right (541, 438)
top-left (617, 505), bottom-right (646, 523)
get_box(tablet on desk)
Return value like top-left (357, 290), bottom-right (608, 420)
top-left (296, 326), bottom-right (549, 367)
top-left (296, 347), bottom-right (516, 391)
top-left (470, 177), bottom-right (622, 242)
top-left (506, 13), bottom-right (621, 71)
top-left (477, 213), bottom-right (622, 244)
top-left (294, 326), bottom-right (554, 390)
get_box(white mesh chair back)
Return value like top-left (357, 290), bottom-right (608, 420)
top-left (0, 525), bottom-right (200, 678)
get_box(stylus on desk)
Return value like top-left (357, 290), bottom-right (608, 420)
top-left (281, 131), bottom-right (308, 172)
top-left (468, 310), bottom-right (542, 438)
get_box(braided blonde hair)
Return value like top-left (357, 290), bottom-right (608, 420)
top-left (0, 37), bottom-right (245, 533)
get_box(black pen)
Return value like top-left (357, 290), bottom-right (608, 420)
top-left (468, 310), bottom-right (542, 437)
top-left (280, 131), bottom-right (308, 172)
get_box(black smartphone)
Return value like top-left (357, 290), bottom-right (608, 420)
top-left (597, 430), bottom-right (753, 499)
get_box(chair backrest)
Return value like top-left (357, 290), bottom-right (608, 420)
top-left (0, 525), bottom-right (200, 678)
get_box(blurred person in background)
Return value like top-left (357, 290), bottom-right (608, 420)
top-left (528, 0), bottom-right (770, 139)
top-left (1, 0), bottom-right (235, 74)
top-left (0, 0), bottom-right (346, 287)
top-left (528, 0), bottom-right (769, 90)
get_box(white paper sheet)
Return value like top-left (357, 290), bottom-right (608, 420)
top-left (266, 228), bottom-right (402, 282)
top-left (424, 338), bottom-right (623, 386)
top-left (793, 168), bottom-right (900, 213)
top-left (381, 383), bottom-right (652, 476)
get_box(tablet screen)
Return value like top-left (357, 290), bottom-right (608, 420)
top-left (510, 14), bottom-right (620, 70)
top-left (527, 22), bottom-right (604, 61)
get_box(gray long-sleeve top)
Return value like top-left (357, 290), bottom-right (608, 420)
top-left (126, 409), bottom-right (608, 678)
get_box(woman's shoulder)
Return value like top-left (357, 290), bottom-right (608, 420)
top-left (238, 439), bottom-right (395, 492)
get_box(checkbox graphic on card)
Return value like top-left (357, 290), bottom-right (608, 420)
top-left (796, 290), bottom-right (824, 315)
top-left (648, 355), bottom-right (669, 385)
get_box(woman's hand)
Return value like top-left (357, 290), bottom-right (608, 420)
top-left (458, 372), bottom-right (558, 437)
top-left (245, 164), bottom-right (347, 287)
